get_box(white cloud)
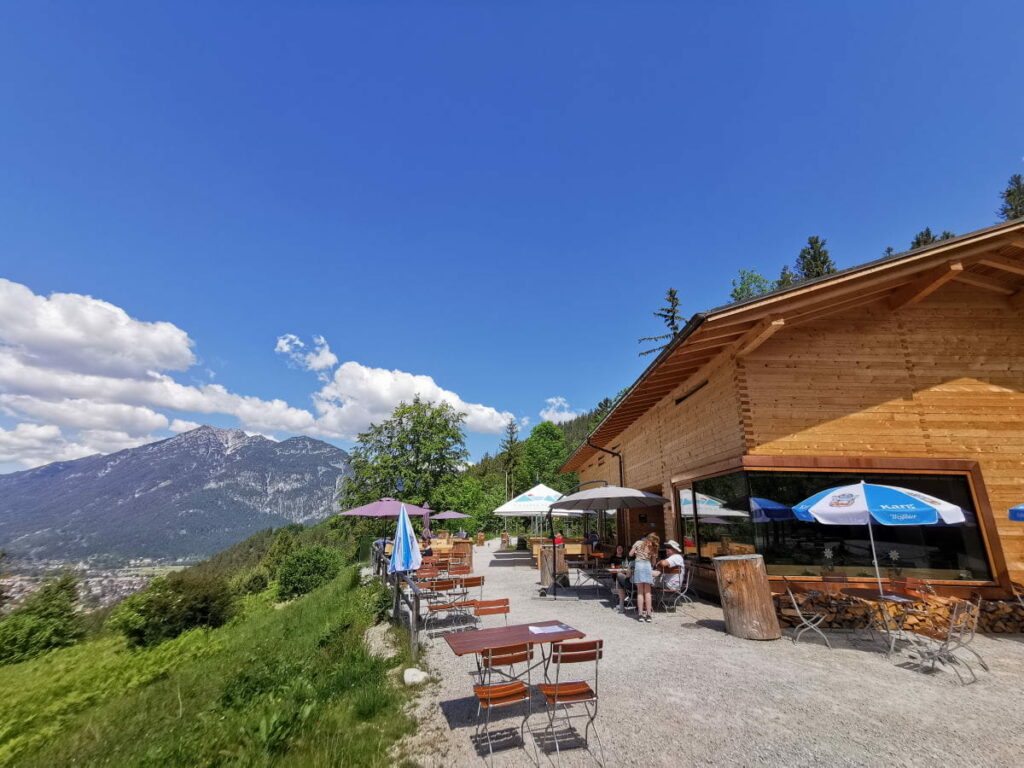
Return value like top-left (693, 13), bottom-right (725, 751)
top-left (0, 423), bottom-right (94, 467)
top-left (539, 396), bottom-right (580, 424)
top-left (312, 361), bottom-right (514, 439)
top-left (275, 333), bottom-right (338, 375)
top-left (0, 394), bottom-right (170, 436)
top-left (0, 279), bottom-right (518, 467)
top-left (0, 278), bottom-right (195, 377)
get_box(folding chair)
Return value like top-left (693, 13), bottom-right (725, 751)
top-left (473, 643), bottom-right (536, 765)
top-left (459, 575), bottom-right (485, 602)
top-left (908, 595), bottom-right (990, 684)
top-left (420, 578), bottom-right (457, 607)
top-left (656, 567), bottom-right (693, 611)
top-left (782, 577), bottom-right (831, 649)
top-left (1010, 581), bottom-right (1024, 610)
top-left (537, 639), bottom-right (604, 764)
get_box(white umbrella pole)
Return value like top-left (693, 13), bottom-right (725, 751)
top-left (866, 519), bottom-right (884, 594)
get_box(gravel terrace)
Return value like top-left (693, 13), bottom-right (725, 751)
top-left (394, 539), bottom-right (1024, 768)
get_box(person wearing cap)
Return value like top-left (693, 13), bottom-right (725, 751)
top-left (657, 539), bottom-right (686, 591)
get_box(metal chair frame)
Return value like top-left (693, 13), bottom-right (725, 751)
top-left (538, 639), bottom-right (605, 766)
top-left (908, 595), bottom-right (990, 684)
top-left (655, 566), bottom-right (694, 611)
top-left (783, 577), bottom-right (832, 650)
top-left (473, 643), bottom-right (537, 766)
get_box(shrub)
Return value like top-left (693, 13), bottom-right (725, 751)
top-left (108, 570), bottom-right (234, 647)
top-left (229, 567), bottom-right (270, 596)
top-left (276, 546), bottom-right (343, 601)
top-left (0, 572), bottom-right (84, 666)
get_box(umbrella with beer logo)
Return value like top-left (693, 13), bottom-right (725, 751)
top-left (793, 481), bottom-right (965, 593)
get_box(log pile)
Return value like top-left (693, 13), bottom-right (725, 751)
top-left (773, 591), bottom-right (1024, 633)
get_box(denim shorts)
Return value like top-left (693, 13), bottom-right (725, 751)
top-left (632, 559), bottom-right (654, 584)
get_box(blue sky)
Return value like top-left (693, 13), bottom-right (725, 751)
top-left (1, 2), bottom-right (1022, 471)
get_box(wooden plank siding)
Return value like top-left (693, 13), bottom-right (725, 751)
top-left (741, 284), bottom-right (1024, 580)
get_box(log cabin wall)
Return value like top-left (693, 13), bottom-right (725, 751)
top-left (741, 283), bottom-right (1024, 581)
top-left (577, 362), bottom-right (746, 545)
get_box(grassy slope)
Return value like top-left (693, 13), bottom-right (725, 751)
top-left (0, 568), bottom-right (413, 768)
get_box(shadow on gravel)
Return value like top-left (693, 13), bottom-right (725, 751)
top-left (694, 618), bottom-right (728, 633)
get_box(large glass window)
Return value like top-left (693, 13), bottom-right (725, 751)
top-left (688, 470), bottom-right (992, 581)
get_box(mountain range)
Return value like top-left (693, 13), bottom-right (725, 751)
top-left (0, 426), bottom-right (351, 564)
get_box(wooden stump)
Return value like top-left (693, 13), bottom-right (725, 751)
top-left (713, 554), bottom-right (781, 640)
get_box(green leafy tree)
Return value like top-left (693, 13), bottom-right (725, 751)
top-left (516, 421), bottom-right (577, 494)
top-left (261, 527), bottom-right (301, 576)
top-left (108, 570), bottom-right (234, 647)
top-left (774, 264), bottom-right (799, 289)
top-left (638, 288), bottom-right (683, 356)
top-left (998, 173), bottom-right (1024, 220)
top-left (276, 546), bottom-right (343, 600)
top-left (883, 246), bottom-right (896, 257)
top-left (230, 566), bottom-right (270, 596)
top-left (910, 227), bottom-right (955, 249)
top-left (339, 396), bottom-right (469, 511)
top-left (729, 269), bottom-right (773, 302)
top-left (0, 572), bottom-right (84, 665)
top-left (795, 236), bottom-right (836, 280)
top-left (434, 473), bottom-right (506, 535)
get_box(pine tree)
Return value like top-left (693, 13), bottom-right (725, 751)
top-left (795, 236), bottom-right (836, 280)
top-left (729, 269), bottom-right (773, 302)
top-left (638, 288), bottom-right (683, 356)
top-left (883, 246), bottom-right (896, 258)
top-left (910, 228), bottom-right (955, 250)
top-left (998, 174), bottom-right (1024, 221)
top-left (774, 264), bottom-right (799, 289)
top-left (498, 418), bottom-right (522, 498)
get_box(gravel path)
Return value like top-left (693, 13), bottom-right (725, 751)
top-left (395, 539), bottom-right (1024, 767)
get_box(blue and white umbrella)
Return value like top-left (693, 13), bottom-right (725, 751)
top-left (751, 497), bottom-right (794, 523)
top-left (793, 481), bottom-right (965, 592)
top-left (388, 503), bottom-right (423, 575)
top-left (1009, 505), bottom-right (1024, 522)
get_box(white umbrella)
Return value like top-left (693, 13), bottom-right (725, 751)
top-left (493, 483), bottom-right (565, 517)
top-left (793, 481), bottom-right (965, 593)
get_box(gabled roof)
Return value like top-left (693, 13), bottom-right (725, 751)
top-left (562, 218), bottom-right (1024, 473)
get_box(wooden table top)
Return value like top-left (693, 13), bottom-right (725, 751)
top-left (444, 620), bottom-right (585, 656)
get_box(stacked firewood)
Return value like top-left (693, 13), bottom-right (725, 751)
top-left (773, 591), bottom-right (1024, 633)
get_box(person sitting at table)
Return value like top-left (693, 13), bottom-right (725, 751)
top-left (657, 540), bottom-right (686, 591)
top-left (608, 544), bottom-right (627, 567)
top-left (420, 536), bottom-right (433, 558)
top-left (554, 531), bottom-right (565, 546)
top-left (608, 545), bottom-right (631, 613)
top-left (629, 533), bottom-right (660, 623)
top-left (586, 531), bottom-right (601, 549)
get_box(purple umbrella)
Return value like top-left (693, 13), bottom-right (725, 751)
top-left (430, 510), bottom-right (471, 520)
top-left (337, 497), bottom-right (431, 518)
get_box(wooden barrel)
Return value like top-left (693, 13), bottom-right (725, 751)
top-left (713, 554), bottom-right (781, 640)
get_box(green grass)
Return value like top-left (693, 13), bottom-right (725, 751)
top-left (0, 569), bottom-right (413, 768)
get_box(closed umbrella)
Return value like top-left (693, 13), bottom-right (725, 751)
top-left (793, 481), bottom-right (965, 593)
top-left (388, 504), bottom-right (422, 574)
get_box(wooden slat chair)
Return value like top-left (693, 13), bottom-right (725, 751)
top-left (537, 639), bottom-right (604, 764)
top-left (655, 567), bottom-right (693, 611)
top-left (448, 563), bottom-right (472, 577)
top-left (420, 578), bottom-right (457, 607)
top-left (782, 577), bottom-right (831, 649)
top-left (459, 575), bottom-right (485, 602)
top-left (472, 598), bottom-right (510, 629)
top-left (424, 598), bottom-right (478, 633)
top-left (473, 643), bottom-right (536, 764)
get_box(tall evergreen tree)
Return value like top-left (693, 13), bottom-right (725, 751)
top-left (774, 264), bottom-right (799, 290)
top-left (498, 417), bottom-right (522, 499)
top-left (910, 227), bottom-right (955, 250)
top-left (998, 173), bottom-right (1024, 221)
top-left (638, 288), bottom-right (683, 356)
top-left (729, 269), bottom-right (773, 302)
top-left (795, 236), bottom-right (836, 280)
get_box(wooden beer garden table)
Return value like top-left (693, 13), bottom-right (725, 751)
top-left (445, 619), bottom-right (585, 682)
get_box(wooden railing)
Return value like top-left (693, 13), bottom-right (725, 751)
top-left (371, 541), bottom-right (423, 662)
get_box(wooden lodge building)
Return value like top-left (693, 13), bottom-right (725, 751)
top-left (561, 219), bottom-right (1024, 598)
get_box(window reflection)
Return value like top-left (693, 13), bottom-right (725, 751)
top-left (686, 470), bottom-right (992, 581)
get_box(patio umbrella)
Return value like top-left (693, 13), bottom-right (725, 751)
top-left (551, 485), bottom-right (669, 512)
top-left (793, 481), bottom-right (965, 593)
top-left (338, 497), bottom-right (432, 539)
top-left (430, 510), bottom-right (471, 520)
top-left (1009, 504), bottom-right (1024, 522)
top-left (750, 497), bottom-right (794, 523)
top-left (388, 504), bottom-right (422, 574)
top-left (679, 491), bottom-right (749, 518)
top-left (493, 484), bottom-right (564, 516)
